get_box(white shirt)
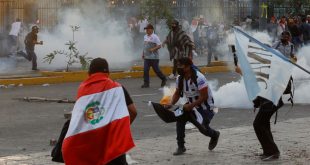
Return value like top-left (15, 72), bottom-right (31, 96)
top-left (9, 22), bottom-right (21, 36)
top-left (143, 33), bottom-right (161, 59)
top-left (144, 33), bottom-right (161, 45)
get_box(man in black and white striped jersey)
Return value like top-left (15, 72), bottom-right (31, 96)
top-left (169, 57), bottom-right (220, 155)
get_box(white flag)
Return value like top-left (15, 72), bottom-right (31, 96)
top-left (234, 28), bottom-right (293, 105)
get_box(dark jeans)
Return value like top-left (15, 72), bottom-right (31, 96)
top-left (207, 43), bottom-right (218, 65)
top-left (26, 49), bottom-right (37, 70)
top-left (107, 154), bottom-right (127, 165)
top-left (17, 49), bottom-right (37, 70)
top-left (143, 59), bottom-right (166, 84)
top-left (176, 108), bottom-right (216, 147)
top-left (253, 101), bottom-right (280, 156)
top-left (172, 59), bottom-right (177, 75)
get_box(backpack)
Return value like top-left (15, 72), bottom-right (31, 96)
top-left (51, 119), bottom-right (70, 163)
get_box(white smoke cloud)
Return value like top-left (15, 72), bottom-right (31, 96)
top-left (292, 46), bottom-right (310, 104)
top-left (209, 79), bottom-right (252, 109)
top-left (35, 1), bottom-right (138, 71)
top-left (0, 57), bottom-right (17, 73)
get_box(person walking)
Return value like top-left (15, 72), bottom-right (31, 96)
top-left (163, 19), bottom-right (195, 79)
top-left (141, 24), bottom-right (167, 88)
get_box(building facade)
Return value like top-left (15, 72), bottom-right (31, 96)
top-left (0, 0), bottom-right (77, 33)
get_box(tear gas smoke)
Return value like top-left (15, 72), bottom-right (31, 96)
top-left (36, 1), bottom-right (138, 71)
top-left (0, 57), bottom-right (16, 73)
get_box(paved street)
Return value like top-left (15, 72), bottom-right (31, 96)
top-left (1, 73), bottom-right (310, 164)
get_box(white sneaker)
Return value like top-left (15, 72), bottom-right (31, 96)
top-left (185, 123), bottom-right (195, 130)
top-left (168, 74), bottom-right (176, 79)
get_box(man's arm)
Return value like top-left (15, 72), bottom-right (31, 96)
top-left (149, 44), bottom-right (161, 52)
top-left (122, 87), bottom-right (137, 124)
top-left (32, 35), bottom-right (43, 45)
top-left (171, 88), bottom-right (181, 106)
top-left (183, 87), bottom-right (208, 111)
top-left (127, 103), bottom-right (137, 124)
top-left (149, 35), bottom-right (162, 52)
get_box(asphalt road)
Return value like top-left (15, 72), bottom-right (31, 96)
top-left (1, 72), bottom-right (310, 157)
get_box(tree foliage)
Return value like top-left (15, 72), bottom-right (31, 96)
top-left (43, 25), bottom-right (92, 72)
top-left (139, 0), bottom-right (174, 24)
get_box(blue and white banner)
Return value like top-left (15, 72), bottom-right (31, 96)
top-left (234, 27), bottom-right (293, 105)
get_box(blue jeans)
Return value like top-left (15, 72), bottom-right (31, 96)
top-left (143, 59), bottom-right (166, 84)
top-left (176, 107), bottom-right (216, 147)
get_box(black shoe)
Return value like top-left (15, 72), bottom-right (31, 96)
top-left (261, 153), bottom-right (280, 161)
top-left (32, 68), bottom-right (39, 71)
top-left (161, 78), bottom-right (167, 87)
top-left (173, 147), bottom-right (186, 156)
top-left (141, 83), bottom-right (149, 88)
top-left (208, 131), bottom-right (220, 150)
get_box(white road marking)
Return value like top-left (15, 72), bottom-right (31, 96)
top-left (131, 93), bottom-right (158, 97)
top-left (144, 114), bottom-right (157, 117)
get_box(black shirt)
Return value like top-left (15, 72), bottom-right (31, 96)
top-left (24, 32), bottom-right (37, 51)
top-left (122, 86), bottom-right (133, 106)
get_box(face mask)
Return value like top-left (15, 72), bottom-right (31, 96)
top-left (177, 68), bottom-right (185, 76)
top-left (281, 38), bottom-right (288, 44)
top-left (171, 26), bottom-right (177, 31)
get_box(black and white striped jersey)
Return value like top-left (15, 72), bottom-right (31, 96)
top-left (176, 71), bottom-right (214, 110)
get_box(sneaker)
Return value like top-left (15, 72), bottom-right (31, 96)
top-left (185, 122), bottom-right (195, 130)
top-left (208, 131), bottom-right (220, 151)
top-left (141, 83), bottom-right (149, 88)
top-left (173, 147), bottom-right (186, 156)
top-left (168, 74), bottom-right (176, 79)
top-left (161, 78), bottom-right (167, 87)
top-left (261, 153), bottom-right (280, 161)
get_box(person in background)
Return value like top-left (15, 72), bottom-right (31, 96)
top-left (18, 25), bottom-right (43, 71)
top-left (163, 19), bottom-right (195, 79)
top-left (141, 24), bottom-right (167, 88)
top-left (8, 18), bottom-right (22, 54)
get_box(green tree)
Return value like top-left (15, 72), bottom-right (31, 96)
top-left (43, 25), bottom-right (92, 72)
top-left (140, 0), bottom-right (174, 28)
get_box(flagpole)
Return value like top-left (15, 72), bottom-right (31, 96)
top-left (232, 26), bottom-right (310, 75)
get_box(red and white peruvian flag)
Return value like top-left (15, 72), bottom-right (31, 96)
top-left (62, 73), bottom-right (135, 165)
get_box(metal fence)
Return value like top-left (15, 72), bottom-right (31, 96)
top-left (0, 0), bottom-right (76, 33)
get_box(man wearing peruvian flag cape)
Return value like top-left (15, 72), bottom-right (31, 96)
top-left (62, 58), bottom-right (137, 165)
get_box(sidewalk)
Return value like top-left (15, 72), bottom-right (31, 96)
top-left (1, 117), bottom-right (309, 165)
top-left (0, 55), bottom-right (233, 86)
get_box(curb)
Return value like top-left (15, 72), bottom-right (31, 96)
top-left (0, 62), bottom-right (233, 86)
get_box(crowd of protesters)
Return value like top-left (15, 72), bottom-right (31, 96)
top-left (237, 14), bottom-right (310, 50)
